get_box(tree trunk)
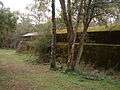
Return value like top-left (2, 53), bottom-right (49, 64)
top-left (76, 25), bottom-right (88, 69)
top-left (67, 28), bottom-right (77, 70)
top-left (50, 0), bottom-right (56, 69)
top-left (67, 0), bottom-right (76, 71)
top-left (59, 0), bottom-right (77, 71)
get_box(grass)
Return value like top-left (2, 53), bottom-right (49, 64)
top-left (0, 49), bottom-right (120, 90)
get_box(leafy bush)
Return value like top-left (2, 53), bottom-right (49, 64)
top-left (0, 8), bottom-right (17, 48)
top-left (76, 62), bottom-right (108, 80)
top-left (32, 35), bottom-right (52, 64)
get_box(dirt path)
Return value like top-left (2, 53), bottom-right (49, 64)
top-left (0, 50), bottom-right (43, 90)
top-left (0, 49), bottom-right (84, 90)
top-left (0, 62), bottom-right (50, 90)
top-left (0, 49), bottom-right (60, 90)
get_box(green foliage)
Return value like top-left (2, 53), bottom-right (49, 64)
top-left (75, 62), bottom-right (107, 81)
top-left (23, 24), bottom-right (52, 64)
top-left (33, 35), bottom-right (52, 64)
top-left (35, 21), bottom-right (52, 33)
top-left (0, 8), bottom-right (17, 48)
top-left (25, 35), bottom-right (52, 64)
top-left (16, 14), bottom-right (34, 34)
top-left (26, 0), bottom-right (51, 24)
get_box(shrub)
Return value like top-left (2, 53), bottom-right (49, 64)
top-left (33, 35), bottom-right (52, 64)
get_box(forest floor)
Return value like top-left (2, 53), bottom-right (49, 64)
top-left (0, 49), bottom-right (120, 90)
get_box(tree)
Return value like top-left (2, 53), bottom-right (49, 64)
top-left (27, 0), bottom-right (57, 69)
top-left (0, 7), bottom-right (17, 48)
top-left (59, 0), bottom-right (119, 71)
top-left (50, 0), bottom-right (56, 69)
top-left (16, 13), bottom-right (34, 35)
top-left (59, 0), bottom-right (84, 70)
top-left (76, 0), bottom-right (120, 64)
top-left (110, 0), bottom-right (120, 24)
top-left (26, 0), bottom-right (50, 24)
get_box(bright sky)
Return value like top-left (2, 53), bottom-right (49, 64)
top-left (0, 0), bottom-right (61, 23)
top-left (1, 0), bottom-right (60, 13)
top-left (1, 0), bottom-right (33, 13)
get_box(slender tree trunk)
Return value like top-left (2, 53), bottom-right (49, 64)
top-left (50, 0), bottom-right (56, 69)
top-left (59, 0), bottom-right (76, 70)
top-left (67, 29), bottom-right (77, 70)
top-left (59, 0), bottom-right (84, 71)
top-left (76, 25), bottom-right (88, 69)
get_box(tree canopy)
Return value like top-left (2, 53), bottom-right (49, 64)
top-left (0, 6), bottom-right (17, 47)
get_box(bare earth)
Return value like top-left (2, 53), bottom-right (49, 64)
top-left (0, 49), bottom-right (83, 90)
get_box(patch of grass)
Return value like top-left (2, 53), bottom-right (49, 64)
top-left (0, 49), bottom-right (32, 64)
top-left (57, 71), bottom-right (120, 90)
top-left (0, 68), bottom-right (12, 90)
top-left (0, 49), bottom-right (120, 90)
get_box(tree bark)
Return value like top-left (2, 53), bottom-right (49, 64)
top-left (76, 0), bottom-right (92, 69)
top-left (59, 0), bottom-right (76, 70)
top-left (67, 29), bottom-right (76, 70)
top-left (59, 0), bottom-right (84, 70)
top-left (76, 24), bottom-right (88, 70)
top-left (50, 0), bottom-right (56, 69)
